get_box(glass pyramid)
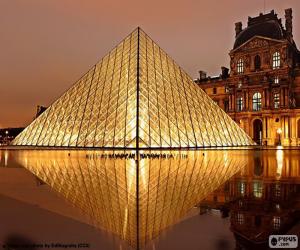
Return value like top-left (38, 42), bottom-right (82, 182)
top-left (13, 149), bottom-right (248, 249)
top-left (12, 28), bottom-right (254, 148)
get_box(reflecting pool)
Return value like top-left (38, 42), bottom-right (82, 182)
top-left (0, 148), bottom-right (299, 250)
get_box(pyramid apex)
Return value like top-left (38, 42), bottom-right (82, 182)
top-left (136, 26), bottom-right (142, 32)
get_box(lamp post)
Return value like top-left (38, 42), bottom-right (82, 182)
top-left (5, 130), bottom-right (9, 145)
top-left (277, 128), bottom-right (282, 146)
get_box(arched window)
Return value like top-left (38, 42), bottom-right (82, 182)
top-left (236, 97), bottom-right (243, 112)
top-left (237, 58), bottom-right (244, 74)
top-left (252, 92), bottom-right (262, 111)
top-left (254, 55), bottom-right (261, 70)
top-left (273, 52), bottom-right (281, 69)
top-left (274, 93), bottom-right (280, 109)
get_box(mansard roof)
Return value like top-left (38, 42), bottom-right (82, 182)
top-left (234, 11), bottom-right (286, 49)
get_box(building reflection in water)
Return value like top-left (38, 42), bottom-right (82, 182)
top-left (11, 149), bottom-right (248, 249)
top-left (200, 149), bottom-right (300, 250)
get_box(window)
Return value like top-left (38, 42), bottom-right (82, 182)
top-left (237, 58), bottom-right (244, 74)
top-left (236, 97), bottom-right (243, 112)
top-left (238, 81), bottom-right (242, 88)
top-left (273, 216), bottom-right (281, 230)
top-left (273, 52), bottom-right (281, 69)
top-left (237, 213), bottom-right (244, 225)
top-left (253, 181), bottom-right (263, 198)
top-left (274, 76), bottom-right (279, 84)
top-left (254, 55), bottom-right (261, 70)
top-left (274, 183), bottom-right (281, 197)
top-left (238, 181), bottom-right (245, 196)
top-left (213, 87), bottom-right (217, 94)
top-left (252, 92), bottom-right (262, 111)
top-left (274, 93), bottom-right (280, 109)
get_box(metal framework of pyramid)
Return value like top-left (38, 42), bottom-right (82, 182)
top-left (12, 28), bottom-right (254, 148)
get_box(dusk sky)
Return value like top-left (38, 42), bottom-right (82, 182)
top-left (1, 0), bottom-right (300, 128)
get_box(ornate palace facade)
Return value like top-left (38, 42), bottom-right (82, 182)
top-left (196, 9), bottom-right (300, 146)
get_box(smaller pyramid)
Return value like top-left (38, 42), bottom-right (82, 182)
top-left (12, 28), bottom-right (254, 148)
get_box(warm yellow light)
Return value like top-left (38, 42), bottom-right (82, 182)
top-left (276, 146), bottom-right (283, 178)
top-left (13, 149), bottom-right (248, 249)
top-left (4, 150), bottom-right (8, 167)
top-left (11, 28), bottom-right (254, 149)
top-left (277, 128), bottom-right (282, 134)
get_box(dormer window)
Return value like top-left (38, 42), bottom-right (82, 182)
top-left (237, 58), bottom-right (244, 74)
top-left (254, 55), bottom-right (261, 70)
top-left (272, 52), bottom-right (281, 69)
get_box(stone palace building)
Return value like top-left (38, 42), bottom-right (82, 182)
top-left (196, 9), bottom-right (300, 146)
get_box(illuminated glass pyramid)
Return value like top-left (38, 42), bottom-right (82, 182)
top-left (12, 28), bottom-right (254, 148)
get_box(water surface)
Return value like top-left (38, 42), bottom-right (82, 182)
top-left (0, 148), bottom-right (299, 250)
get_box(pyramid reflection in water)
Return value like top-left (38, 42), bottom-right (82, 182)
top-left (14, 150), bottom-right (248, 248)
top-left (12, 28), bottom-right (254, 148)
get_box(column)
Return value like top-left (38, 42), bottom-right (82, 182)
top-left (290, 116), bottom-right (297, 146)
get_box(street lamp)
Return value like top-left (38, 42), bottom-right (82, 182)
top-left (277, 128), bottom-right (282, 146)
top-left (4, 130), bottom-right (9, 145)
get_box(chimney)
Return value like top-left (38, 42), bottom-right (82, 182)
top-left (285, 8), bottom-right (293, 39)
top-left (198, 70), bottom-right (207, 80)
top-left (221, 67), bottom-right (229, 79)
top-left (235, 22), bottom-right (242, 37)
